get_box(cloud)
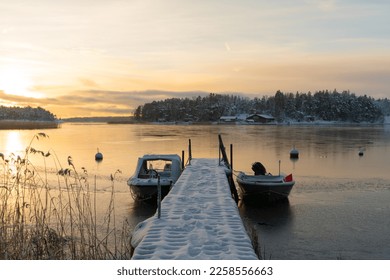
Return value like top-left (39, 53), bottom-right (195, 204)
top-left (224, 42), bottom-right (231, 52)
top-left (78, 78), bottom-right (99, 88)
top-left (50, 90), bottom-right (211, 117)
top-left (0, 88), bottom-right (211, 117)
top-left (0, 90), bottom-right (44, 105)
top-left (1, 1), bottom-right (390, 117)
top-left (305, 0), bottom-right (336, 11)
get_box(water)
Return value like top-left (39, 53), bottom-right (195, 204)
top-left (1, 123), bottom-right (389, 259)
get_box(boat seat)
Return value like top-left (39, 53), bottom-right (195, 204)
top-left (138, 169), bottom-right (171, 178)
top-left (163, 163), bottom-right (172, 171)
top-left (159, 171), bottom-right (171, 177)
top-left (138, 169), bottom-right (157, 178)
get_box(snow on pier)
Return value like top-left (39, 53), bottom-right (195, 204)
top-left (131, 158), bottom-right (258, 260)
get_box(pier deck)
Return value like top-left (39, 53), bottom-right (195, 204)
top-left (131, 158), bottom-right (258, 260)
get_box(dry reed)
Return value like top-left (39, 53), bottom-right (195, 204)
top-left (0, 133), bottom-right (132, 259)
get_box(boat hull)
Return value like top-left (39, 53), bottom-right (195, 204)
top-left (128, 178), bottom-right (173, 202)
top-left (236, 173), bottom-right (295, 202)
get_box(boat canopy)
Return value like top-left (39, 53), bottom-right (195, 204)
top-left (132, 154), bottom-right (182, 180)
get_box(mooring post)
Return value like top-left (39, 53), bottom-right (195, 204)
top-left (188, 139), bottom-right (192, 165)
top-left (230, 144), bottom-right (233, 171)
top-left (218, 134), bottom-right (230, 168)
top-left (230, 143), bottom-right (239, 203)
top-left (157, 175), bottom-right (161, 218)
top-left (218, 135), bottom-right (239, 203)
top-left (181, 150), bottom-right (185, 169)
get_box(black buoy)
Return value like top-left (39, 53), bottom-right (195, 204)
top-left (95, 148), bottom-right (103, 161)
top-left (290, 147), bottom-right (299, 159)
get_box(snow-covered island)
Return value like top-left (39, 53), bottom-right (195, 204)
top-left (134, 90), bottom-right (390, 124)
top-left (0, 106), bottom-right (59, 129)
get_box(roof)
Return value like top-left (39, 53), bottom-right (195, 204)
top-left (247, 113), bottom-right (275, 120)
top-left (219, 116), bottom-right (237, 121)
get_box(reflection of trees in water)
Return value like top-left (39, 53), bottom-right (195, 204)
top-left (268, 126), bottom-right (387, 156)
top-left (261, 125), bottom-right (384, 149)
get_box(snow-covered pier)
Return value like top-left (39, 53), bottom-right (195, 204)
top-left (131, 158), bottom-right (258, 260)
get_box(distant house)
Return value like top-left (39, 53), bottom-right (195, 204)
top-left (304, 115), bottom-right (315, 122)
top-left (236, 114), bottom-right (249, 121)
top-left (219, 116), bottom-right (237, 123)
top-left (246, 113), bottom-right (275, 123)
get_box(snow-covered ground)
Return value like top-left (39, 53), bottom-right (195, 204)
top-left (131, 158), bottom-right (258, 260)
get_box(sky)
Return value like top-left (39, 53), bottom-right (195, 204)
top-left (1, 0), bottom-right (390, 117)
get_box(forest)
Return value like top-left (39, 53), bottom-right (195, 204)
top-left (0, 106), bottom-right (57, 121)
top-left (134, 90), bottom-right (389, 123)
top-left (2, 91), bottom-right (388, 124)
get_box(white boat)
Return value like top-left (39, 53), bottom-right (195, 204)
top-left (127, 154), bottom-right (183, 202)
top-left (236, 162), bottom-right (295, 202)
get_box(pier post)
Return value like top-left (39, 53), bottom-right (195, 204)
top-left (229, 144), bottom-right (239, 203)
top-left (218, 135), bottom-right (239, 203)
top-left (230, 144), bottom-right (233, 171)
top-left (157, 175), bottom-right (161, 218)
top-left (188, 139), bottom-right (192, 165)
top-left (181, 150), bottom-right (185, 170)
top-left (218, 134), bottom-right (229, 168)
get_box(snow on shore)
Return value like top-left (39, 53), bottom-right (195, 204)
top-left (131, 158), bottom-right (258, 260)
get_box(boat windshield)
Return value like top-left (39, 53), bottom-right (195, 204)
top-left (138, 159), bottom-right (173, 178)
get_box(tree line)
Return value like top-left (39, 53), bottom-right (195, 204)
top-left (0, 106), bottom-right (57, 121)
top-left (134, 90), bottom-right (388, 123)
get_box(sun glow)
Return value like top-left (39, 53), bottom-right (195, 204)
top-left (0, 67), bottom-right (42, 98)
top-left (5, 131), bottom-right (24, 157)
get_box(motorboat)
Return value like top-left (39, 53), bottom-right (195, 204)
top-left (236, 162), bottom-right (295, 202)
top-left (128, 154), bottom-right (182, 202)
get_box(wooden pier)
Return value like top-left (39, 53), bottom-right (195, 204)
top-left (131, 158), bottom-right (258, 260)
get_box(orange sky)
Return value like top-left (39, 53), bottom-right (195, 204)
top-left (1, 0), bottom-right (390, 117)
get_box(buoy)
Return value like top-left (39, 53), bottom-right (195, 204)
top-left (95, 148), bottom-right (103, 161)
top-left (290, 147), bottom-right (299, 159)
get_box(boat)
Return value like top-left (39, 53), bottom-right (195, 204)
top-left (127, 154), bottom-right (183, 202)
top-left (236, 162), bottom-right (295, 202)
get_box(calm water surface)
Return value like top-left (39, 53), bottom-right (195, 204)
top-left (1, 123), bottom-right (389, 259)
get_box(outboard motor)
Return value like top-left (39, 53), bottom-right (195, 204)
top-left (252, 162), bottom-right (266, 175)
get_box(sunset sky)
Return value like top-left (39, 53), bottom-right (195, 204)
top-left (1, 0), bottom-right (389, 117)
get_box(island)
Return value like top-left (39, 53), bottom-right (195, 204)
top-left (0, 106), bottom-right (60, 129)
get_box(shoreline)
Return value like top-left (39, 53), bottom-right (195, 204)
top-left (61, 115), bottom-right (390, 126)
top-left (0, 120), bottom-right (61, 130)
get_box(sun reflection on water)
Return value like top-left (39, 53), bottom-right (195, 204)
top-left (4, 131), bottom-right (24, 157)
